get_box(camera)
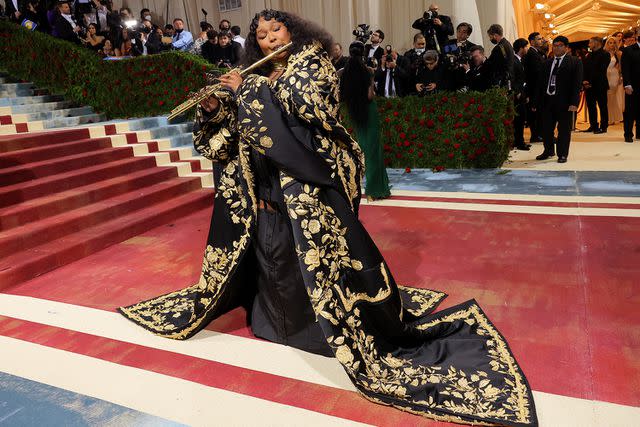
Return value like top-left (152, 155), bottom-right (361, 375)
top-left (385, 45), bottom-right (393, 62)
top-left (423, 10), bottom-right (439, 21)
top-left (352, 24), bottom-right (372, 44)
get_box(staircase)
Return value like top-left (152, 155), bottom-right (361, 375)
top-left (0, 75), bottom-right (104, 135)
top-left (0, 74), bottom-right (216, 289)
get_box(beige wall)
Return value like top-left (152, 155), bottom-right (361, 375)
top-left (114, 0), bottom-right (521, 53)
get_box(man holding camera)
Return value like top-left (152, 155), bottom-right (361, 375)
top-left (365, 29), bottom-right (385, 67)
top-left (412, 3), bottom-right (453, 54)
top-left (414, 50), bottom-right (450, 95)
top-left (374, 49), bottom-right (410, 97)
top-left (464, 46), bottom-right (491, 92)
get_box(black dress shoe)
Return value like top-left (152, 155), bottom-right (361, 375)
top-left (515, 144), bottom-right (531, 151)
top-left (625, 137), bottom-right (633, 143)
top-left (529, 137), bottom-right (543, 143)
top-left (536, 153), bottom-right (554, 160)
top-left (581, 127), bottom-right (595, 132)
top-left (594, 129), bottom-right (607, 134)
top-left (557, 156), bottom-right (567, 163)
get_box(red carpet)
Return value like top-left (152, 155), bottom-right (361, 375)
top-left (0, 127), bottom-right (213, 286)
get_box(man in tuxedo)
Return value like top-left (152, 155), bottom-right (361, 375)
top-left (485, 24), bottom-right (515, 89)
top-left (513, 38), bottom-right (530, 151)
top-left (374, 50), bottom-right (410, 97)
top-left (524, 32), bottom-right (545, 143)
top-left (621, 27), bottom-right (640, 143)
top-left (464, 46), bottom-right (491, 92)
top-left (412, 3), bottom-right (453, 54)
top-left (55, 1), bottom-right (83, 44)
top-left (365, 29), bottom-right (385, 68)
top-left (582, 37), bottom-right (610, 133)
top-left (4, 0), bottom-right (21, 22)
top-left (534, 36), bottom-right (583, 163)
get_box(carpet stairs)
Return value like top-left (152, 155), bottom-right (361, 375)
top-left (0, 114), bottom-right (215, 289)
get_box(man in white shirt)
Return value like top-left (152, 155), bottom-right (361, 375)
top-left (230, 25), bottom-right (245, 48)
top-left (172, 18), bottom-right (193, 51)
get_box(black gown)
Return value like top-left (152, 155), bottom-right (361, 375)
top-left (119, 42), bottom-right (538, 427)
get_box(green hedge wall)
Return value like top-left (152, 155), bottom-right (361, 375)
top-left (0, 21), bottom-right (213, 118)
top-left (0, 21), bottom-right (514, 170)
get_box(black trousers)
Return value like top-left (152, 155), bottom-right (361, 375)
top-left (623, 92), bottom-right (640, 139)
top-left (250, 207), bottom-right (332, 357)
top-left (542, 95), bottom-right (573, 157)
top-left (514, 101), bottom-right (527, 146)
top-left (586, 87), bottom-right (609, 130)
top-left (527, 102), bottom-right (543, 141)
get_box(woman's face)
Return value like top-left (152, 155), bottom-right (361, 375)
top-left (104, 40), bottom-right (112, 50)
top-left (255, 17), bottom-right (291, 60)
top-left (88, 25), bottom-right (96, 35)
top-left (606, 38), bottom-right (616, 52)
top-left (219, 35), bottom-right (230, 47)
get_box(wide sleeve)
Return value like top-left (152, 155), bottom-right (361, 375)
top-left (192, 89), bottom-right (239, 163)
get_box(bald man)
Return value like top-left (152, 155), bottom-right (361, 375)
top-left (412, 3), bottom-right (453, 53)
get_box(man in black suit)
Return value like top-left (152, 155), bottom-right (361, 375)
top-left (485, 24), bottom-right (515, 89)
top-left (524, 32), bottom-right (545, 143)
top-left (412, 3), bottom-right (453, 54)
top-left (374, 50), bottom-right (410, 97)
top-left (534, 36), bottom-right (583, 163)
top-left (464, 45), bottom-right (491, 91)
top-left (513, 38), bottom-right (530, 151)
top-left (54, 1), bottom-right (83, 44)
top-left (4, 0), bottom-right (20, 22)
top-left (364, 29), bottom-right (385, 68)
top-left (622, 27), bottom-right (640, 143)
top-left (582, 37), bottom-right (610, 133)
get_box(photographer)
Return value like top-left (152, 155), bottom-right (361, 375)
top-left (444, 22), bottom-right (476, 56)
top-left (365, 29), bottom-right (385, 67)
top-left (485, 24), bottom-right (515, 89)
top-left (374, 48), bottom-right (409, 97)
top-left (464, 46), bottom-right (491, 91)
top-left (411, 3), bottom-right (453, 54)
top-left (443, 23), bottom-right (476, 90)
top-left (403, 33), bottom-right (427, 78)
top-left (414, 50), bottom-right (451, 95)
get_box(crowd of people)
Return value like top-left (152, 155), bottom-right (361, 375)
top-left (328, 4), bottom-right (640, 161)
top-left (1, 0), bottom-right (246, 66)
top-left (3, 1), bottom-right (640, 160)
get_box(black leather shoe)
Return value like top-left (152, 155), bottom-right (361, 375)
top-left (581, 127), bottom-right (595, 132)
top-left (515, 144), bottom-right (531, 151)
top-left (557, 156), bottom-right (567, 163)
top-left (594, 129), bottom-right (607, 134)
top-left (529, 137), bottom-right (543, 143)
top-left (625, 137), bottom-right (633, 143)
top-left (536, 153), bottom-right (554, 160)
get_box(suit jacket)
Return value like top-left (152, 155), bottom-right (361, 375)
top-left (583, 48), bottom-right (610, 91)
top-left (621, 43), bottom-right (640, 90)
top-left (412, 14), bottom-right (454, 51)
top-left (523, 47), bottom-right (545, 99)
top-left (5, 0), bottom-right (20, 21)
top-left (513, 55), bottom-right (526, 102)
top-left (485, 38), bottom-right (515, 88)
top-left (364, 44), bottom-right (384, 65)
top-left (54, 13), bottom-right (81, 44)
top-left (536, 55), bottom-right (583, 108)
top-left (374, 65), bottom-right (409, 97)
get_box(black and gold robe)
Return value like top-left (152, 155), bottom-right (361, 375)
top-left (120, 43), bottom-right (538, 427)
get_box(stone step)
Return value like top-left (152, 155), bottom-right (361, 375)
top-left (2, 100), bottom-right (74, 115)
top-left (0, 94), bottom-right (64, 107)
top-left (42, 113), bottom-right (105, 129)
top-left (14, 106), bottom-right (94, 122)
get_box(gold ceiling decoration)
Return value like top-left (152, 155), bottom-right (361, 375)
top-left (524, 0), bottom-right (640, 41)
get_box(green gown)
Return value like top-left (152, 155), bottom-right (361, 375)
top-left (355, 101), bottom-right (391, 199)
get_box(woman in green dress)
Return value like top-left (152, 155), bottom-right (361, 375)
top-left (340, 41), bottom-right (391, 200)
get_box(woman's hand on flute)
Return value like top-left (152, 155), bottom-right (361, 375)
top-left (218, 71), bottom-right (243, 93)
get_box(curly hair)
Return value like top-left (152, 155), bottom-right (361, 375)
top-left (339, 42), bottom-right (372, 129)
top-left (243, 9), bottom-right (334, 75)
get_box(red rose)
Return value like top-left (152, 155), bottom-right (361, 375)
top-left (421, 106), bottom-right (427, 113)
top-left (399, 132), bottom-right (406, 139)
top-left (385, 117), bottom-right (391, 123)
top-left (418, 152), bottom-right (424, 158)
top-left (393, 111), bottom-right (399, 117)
top-left (396, 153), bottom-right (403, 159)
top-left (454, 143), bottom-right (461, 149)
top-left (396, 141), bottom-right (403, 147)
top-left (463, 102), bottom-right (470, 108)
top-left (441, 96), bottom-right (448, 103)
top-left (383, 144), bottom-right (391, 151)
top-left (427, 119), bottom-right (435, 128)
top-left (444, 138), bottom-right (451, 144)
top-left (419, 119), bottom-right (426, 126)
top-left (448, 153), bottom-right (454, 159)
top-left (436, 128), bottom-right (443, 134)
top-left (158, 100), bottom-right (165, 106)
top-left (404, 140), bottom-right (411, 147)
top-left (418, 143), bottom-right (424, 148)
top-left (410, 134), bottom-right (417, 139)
top-left (408, 148), bottom-right (414, 153)
top-left (405, 167), bottom-right (411, 173)
top-left (477, 105), bottom-right (484, 113)
top-left (438, 115), bottom-right (445, 122)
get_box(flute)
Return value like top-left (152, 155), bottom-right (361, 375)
top-left (168, 42), bottom-right (293, 121)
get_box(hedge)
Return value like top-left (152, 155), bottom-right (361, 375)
top-left (0, 21), bottom-right (514, 170)
top-left (0, 21), bottom-right (214, 118)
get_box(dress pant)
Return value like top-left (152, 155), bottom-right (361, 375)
top-left (514, 100), bottom-right (527, 146)
top-left (623, 92), bottom-right (640, 139)
top-left (250, 206), bottom-right (333, 357)
top-left (586, 87), bottom-right (609, 130)
top-left (542, 95), bottom-right (573, 157)
top-left (527, 102), bottom-right (543, 141)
